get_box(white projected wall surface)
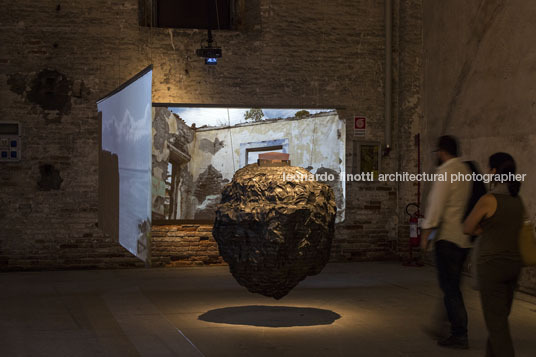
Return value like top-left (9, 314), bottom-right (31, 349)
top-left (97, 70), bottom-right (152, 261)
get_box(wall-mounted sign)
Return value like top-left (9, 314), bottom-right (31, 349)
top-left (0, 122), bottom-right (21, 162)
top-left (354, 116), bottom-right (366, 137)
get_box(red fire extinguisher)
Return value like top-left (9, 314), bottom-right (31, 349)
top-left (406, 203), bottom-right (423, 247)
top-left (403, 134), bottom-right (425, 267)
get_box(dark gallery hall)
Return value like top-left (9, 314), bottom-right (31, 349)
top-left (1, 1), bottom-right (535, 356)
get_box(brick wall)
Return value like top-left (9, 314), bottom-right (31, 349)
top-left (0, 0), bottom-right (424, 270)
top-left (332, 183), bottom-right (399, 261)
top-left (151, 224), bottom-right (224, 266)
top-left (394, 0), bottom-right (424, 259)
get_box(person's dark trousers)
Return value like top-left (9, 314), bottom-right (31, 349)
top-left (434, 239), bottom-right (470, 338)
top-left (478, 258), bottom-right (522, 357)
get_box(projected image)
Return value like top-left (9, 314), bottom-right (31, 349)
top-left (98, 67), bottom-right (153, 262)
top-left (151, 107), bottom-right (346, 223)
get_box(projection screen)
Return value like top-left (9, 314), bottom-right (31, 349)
top-left (97, 66), bottom-right (153, 262)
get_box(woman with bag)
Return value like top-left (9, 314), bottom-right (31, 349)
top-left (463, 152), bottom-right (524, 357)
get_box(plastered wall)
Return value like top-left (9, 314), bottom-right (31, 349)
top-left (185, 112), bottom-right (346, 221)
top-left (422, 0), bottom-right (536, 293)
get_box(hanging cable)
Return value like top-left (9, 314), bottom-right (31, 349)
top-left (214, 0), bottom-right (221, 30)
top-left (148, 0), bottom-right (153, 65)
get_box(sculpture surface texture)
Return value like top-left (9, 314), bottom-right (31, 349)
top-left (213, 164), bottom-right (337, 299)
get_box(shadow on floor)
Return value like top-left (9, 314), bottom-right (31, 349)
top-left (198, 305), bottom-right (341, 327)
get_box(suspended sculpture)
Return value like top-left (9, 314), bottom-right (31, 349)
top-left (213, 161), bottom-right (337, 299)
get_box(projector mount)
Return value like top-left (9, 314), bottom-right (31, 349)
top-left (196, 29), bottom-right (222, 65)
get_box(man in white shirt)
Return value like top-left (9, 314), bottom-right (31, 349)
top-left (421, 135), bottom-right (472, 349)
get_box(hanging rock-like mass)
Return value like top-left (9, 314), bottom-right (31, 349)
top-left (213, 164), bottom-right (337, 299)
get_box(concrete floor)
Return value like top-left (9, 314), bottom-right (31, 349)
top-left (1, 262), bottom-right (535, 357)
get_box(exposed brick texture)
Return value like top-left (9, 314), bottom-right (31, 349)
top-left (0, 0), bottom-right (423, 270)
top-left (333, 183), bottom-right (399, 261)
top-left (151, 224), bottom-right (225, 266)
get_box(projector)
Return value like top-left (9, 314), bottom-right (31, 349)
top-left (196, 47), bottom-right (222, 59)
top-left (196, 29), bottom-right (222, 65)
